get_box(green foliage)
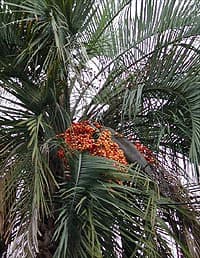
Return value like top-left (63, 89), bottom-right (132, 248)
top-left (0, 0), bottom-right (200, 257)
top-left (53, 154), bottom-right (200, 258)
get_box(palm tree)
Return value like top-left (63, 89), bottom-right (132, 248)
top-left (0, 0), bottom-right (200, 257)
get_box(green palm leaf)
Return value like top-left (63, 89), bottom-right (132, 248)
top-left (0, 0), bottom-right (200, 257)
top-left (53, 153), bottom-right (200, 258)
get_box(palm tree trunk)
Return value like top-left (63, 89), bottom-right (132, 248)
top-left (37, 218), bottom-right (56, 258)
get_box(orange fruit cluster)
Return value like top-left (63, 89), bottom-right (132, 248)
top-left (57, 121), bottom-right (156, 166)
top-left (57, 121), bottom-right (128, 165)
top-left (134, 141), bottom-right (156, 164)
top-left (92, 129), bottom-right (128, 165)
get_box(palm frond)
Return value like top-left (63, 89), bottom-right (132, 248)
top-left (81, 0), bottom-right (200, 178)
top-left (53, 153), bottom-right (200, 258)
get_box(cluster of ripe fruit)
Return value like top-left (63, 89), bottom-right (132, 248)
top-left (57, 121), bottom-right (128, 165)
top-left (134, 141), bottom-right (156, 164)
top-left (57, 121), bottom-right (155, 165)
